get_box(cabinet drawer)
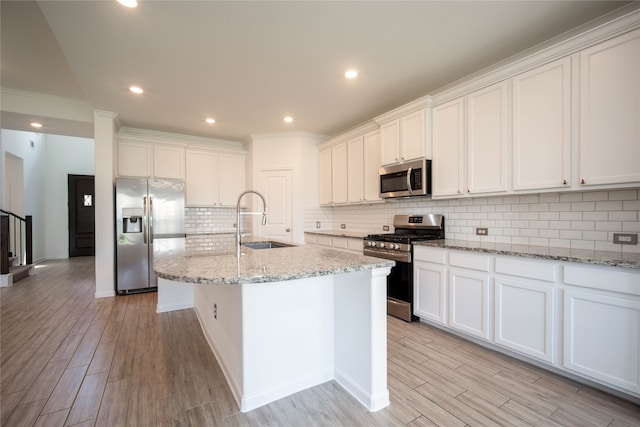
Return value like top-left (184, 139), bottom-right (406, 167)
top-left (317, 235), bottom-right (332, 247)
top-left (449, 251), bottom-right (490, 272)
top-left (413, 246), bottom-right (446, 264)
top-left (564, 265), bottom-right (640, 296)
top-left (495, 257), bottom-right (556, 282)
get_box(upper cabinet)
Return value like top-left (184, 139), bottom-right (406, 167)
top-left (380, 109), bottom-right (428, 165)
top-left (117, 139), bottom-right (185, 179)
top-left (432, 81), bottom-right (507, 198)
top-left (578, 28), bottom-right (640, 187)
top-left (185, 149), bottom-right (246, 207)
top-left (512, 57), bottom-right (571, 191)
top-left (318, 124), bottom-right (382, 206)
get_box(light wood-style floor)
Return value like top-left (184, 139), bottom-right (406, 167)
top-left (1, 257), bottom-right (639, 426)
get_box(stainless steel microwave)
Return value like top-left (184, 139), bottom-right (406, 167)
top-left (379, 159), bottom-right (431, 199)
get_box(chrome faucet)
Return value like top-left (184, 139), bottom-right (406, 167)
top-left (236, 190), bottom-right (267, 250)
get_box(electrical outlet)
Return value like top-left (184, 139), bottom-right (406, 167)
top-left (316, 221), bottom-right (321, 229)
top-left (341, 224), bottom-right (346, 229)
top-left (383, 225), bottom-right (390, 231)
top-left (214, 303), bottom-right (218, 319)
top-left (476, 227), bottom-right (489, 236)
top-left (613, 233), bottom-right (638, 245)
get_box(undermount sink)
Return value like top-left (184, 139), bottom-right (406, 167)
top-left (242, 241), bottom-right (296, 250)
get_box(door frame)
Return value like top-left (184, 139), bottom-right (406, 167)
top-left (68, 174), bottom-right (96, 257)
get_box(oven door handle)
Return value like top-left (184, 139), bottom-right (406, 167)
top-left (406, 167), bottom-right (414, 195)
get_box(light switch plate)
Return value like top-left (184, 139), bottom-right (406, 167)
top-left (340, 224), bottom-right (346, 229)
top-left (613, 233), bottom-right (638, 245)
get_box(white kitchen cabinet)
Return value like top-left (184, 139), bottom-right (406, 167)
top-left (448, 251), bottom-right (491, 340)
top-left (466, 81), bottom-right (508, 194)
top-left (432, 98), bottom-right (465, 197)
top-left (564, 288), bottom-right (640, 395)
top-left (318, 147), bottom-right (332, 206)
top-left (494, 257), bottom-right (556, 363)
top-left (579, 28), bottom-right (640, 187)
top-left (185, 149), bottom-right (245, 207)
top-left (218, 153), bottom-right (246, 206)
top-left (117, 141), bottom-right (152, 177)
top-left (414, 260), bottom-right (447, 325)
top-left (347, 136), bottom-right (364, 203)
top-left (512, 57), bottom-right (571, 191)
top-left (380, 109), bottom-right (427, 165)
top-left (331, 143), bottom-right (348, 204)
top-left (153, 144), bottom-right (185, 179)
top-left (363, 130), bottom-right (381, 202)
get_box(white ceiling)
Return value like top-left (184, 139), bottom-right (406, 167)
top-left (1, 1), bottom-right (635, 142)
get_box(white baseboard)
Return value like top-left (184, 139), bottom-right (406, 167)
top-left (94, 290), bottom-right (115, 298)
top-left (335, 369), bottom-right (389, 412)
top-left (0, 274), bottom-right (13, 287)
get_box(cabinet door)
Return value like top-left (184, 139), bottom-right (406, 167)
top-left (579, 29), bottom-right (640, 186)
top-left (153, 145), bottom-right (185, 179)
top-left (380, 120), bottom-right (400, 165)
top-left (347, 136), bottom-right (364, 203)
top-left (449, 268), bottom-right (490, 340)
top-left (467, 82), bottom-right (508, 194)
top-left (331, 143), bottom-right (348, 204)
top-left (414, 261), bottom-right (447, 324)
top-left (400, 109), bottom-right (426, 162)
top-left (564, 288), bottom-right (640, 395)
top-left (218, 154), bottom-right (246, 206)
top-left (433, 98), bottom-right (464, 197)
top-left (363, 130), bottom-right (381, 202)
top-left (318, 148), bottom-right (332, 205)
top-left (185, 150), bottom-right (217, 206)
top-left (513, 58), bottom-right (571, 191)
top-left (494, 277), bottom-right (555, 363)
top-left (118, 141), bottom-right (151, 177)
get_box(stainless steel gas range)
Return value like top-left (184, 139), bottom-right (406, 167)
top-left (364, 214), bottom-right (445, 322)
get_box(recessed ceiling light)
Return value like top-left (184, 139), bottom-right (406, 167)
top-left (30, 122), bottom-right (43, 128)
top-left (205, 118), bottom-right (216, 124)
top-left (283, 116), bottom-right (294, 123)
top-left (129, 86), bottom-right (144, 94)
top-left (117, 0), bottom-right (138, 8)
top-left (345, 69), bottom-right (359, 79)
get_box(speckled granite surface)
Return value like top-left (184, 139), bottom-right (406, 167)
top-left (415, 239), bottom-right (640, 269)
top-left (304, 230), bottom-right (369, 239)
top-left (154, 242), bottom-right (394, 284)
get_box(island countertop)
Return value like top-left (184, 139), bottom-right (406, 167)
top-left (154, 243), bottom-right (394, 284)
top-left (415, 239), bottom-right (640, 269)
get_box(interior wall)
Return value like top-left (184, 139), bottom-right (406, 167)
top-left (44, 134), bottom-right (95, 259)
top-left (1, 129), bottom-right (46, 262)
top-left (248, 132), bottom-right (326, 244)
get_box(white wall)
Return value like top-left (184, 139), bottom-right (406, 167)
top-left (1, 129), bottom-right (47, 261)
top-left (247, 132), bottom-right (326, 243)
top-left (44, 134), bottom-right (95, 259)
top-left (0, 129), bottom-right (94, 262)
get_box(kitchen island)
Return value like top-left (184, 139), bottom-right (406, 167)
top-left (153, 242), bottom-right (394, 413)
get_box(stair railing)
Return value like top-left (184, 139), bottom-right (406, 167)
top-left (0, 209), bottom-right (32, 275)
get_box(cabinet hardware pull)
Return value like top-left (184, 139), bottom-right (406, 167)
top-left (563, 179), bottom-right (567, 185)
top-left (580, 178), bottom-right (585, 184)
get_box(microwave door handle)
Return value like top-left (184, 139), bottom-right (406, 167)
top-left (406, 167), bottom-right (414, 195)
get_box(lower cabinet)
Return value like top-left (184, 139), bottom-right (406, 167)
top-left (494, 276), bottom-right (555, 363)
top-left (413, 246), bottom-right (640, 399)
top-left (414, 260), bottom-right (447, 325)
top-left (449, 268), bottom-right (491, 340)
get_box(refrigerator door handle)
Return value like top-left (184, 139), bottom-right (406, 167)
top-left (143, 196), bottom-right (147, 244)
top-left (149, 196), bottom-right (154, 244)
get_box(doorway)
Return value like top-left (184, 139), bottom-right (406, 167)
top-left (259, 169), bottom-right (293, 242)
top-left (68, 174), bottom-right (95, 257)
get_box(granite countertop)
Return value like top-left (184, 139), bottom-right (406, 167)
top-left (154, 240), bottom-right (394, 284)
top-left (415, 239), bottom-right (640, 269)
top-left (304, 230), bottom-right (368, 239)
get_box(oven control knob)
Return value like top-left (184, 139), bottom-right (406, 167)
top-left (379, 243), bottom-right (386, 248)
top-left (369, 241), bottom-right (375, 247)
top-left (392, 244), bottom-right (399, 250)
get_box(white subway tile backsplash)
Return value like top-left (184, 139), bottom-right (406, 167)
top-left (305, 189), bottom-right (639, 254)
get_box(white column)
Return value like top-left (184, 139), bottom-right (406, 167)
top-left (94, 110), bottom-right (117, 298)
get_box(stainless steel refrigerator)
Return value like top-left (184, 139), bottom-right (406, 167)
top-left (115, 178), bottom-right (185, 294)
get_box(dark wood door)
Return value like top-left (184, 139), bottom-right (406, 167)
top-left (68, 174), bottom-right (95, 257)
